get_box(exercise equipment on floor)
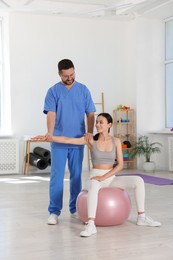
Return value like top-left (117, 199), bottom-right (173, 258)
top-left (33, 147), bottom-right (50, 159)
top-left (24, 140), bottom-right (51, 175)
top-left (29, 152), bottom-right (49, 170)
top-left (29, 146), bottom-right (50, 170)
top-left (76, 187), bottom-right (131, 226)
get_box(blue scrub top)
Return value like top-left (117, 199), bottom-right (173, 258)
top-left (43, 81), bottom-right (96, 148)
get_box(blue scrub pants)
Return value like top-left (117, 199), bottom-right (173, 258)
top-left (48, 144), bottom-right (84, 216)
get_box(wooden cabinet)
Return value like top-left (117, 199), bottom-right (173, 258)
top-left (113, 109), bottom-right (136, 168)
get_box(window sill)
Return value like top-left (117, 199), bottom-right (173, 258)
top-left (150, 129), bottom-right (173, 135)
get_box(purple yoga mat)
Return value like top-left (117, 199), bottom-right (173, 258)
top-left (118, 174), bottom-right (173, 185)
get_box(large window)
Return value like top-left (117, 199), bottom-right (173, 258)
top-left (165, 19), bottom-right (173, 128)
top-left (0, 16), bottom-right (11, 136)
top-left (0, 18), bottom-right (2, 129)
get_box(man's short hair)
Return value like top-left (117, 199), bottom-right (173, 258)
top-left (58, 59), bottom-right (74, 71)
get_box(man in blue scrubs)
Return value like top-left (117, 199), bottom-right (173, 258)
top-left (44, 59), bottom-right (96, 224)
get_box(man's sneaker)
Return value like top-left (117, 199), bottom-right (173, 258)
top-left (80, 223), bottom-right (97, 237)
top-left (71, 212), bottom-right (78, 219)
top-left (137, 216), bottom-right (161, 227)
top-left (47, 214), bottom-right (58, 225)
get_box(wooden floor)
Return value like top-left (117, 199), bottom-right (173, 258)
top-left (0, 169), bottom-right (173, 260)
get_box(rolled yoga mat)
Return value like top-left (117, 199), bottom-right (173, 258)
top-left (33, 147), bottom-right (50, 159)
top-left (29, 152), bottom-right (49, 170)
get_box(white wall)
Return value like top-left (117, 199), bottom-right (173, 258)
top-left (8, 13), bottom-right (136, 172)
top-left (7, 13), bottom-right (167, 172)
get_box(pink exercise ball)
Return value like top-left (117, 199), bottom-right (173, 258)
top-left (76, 187), bottom-right (131, 226)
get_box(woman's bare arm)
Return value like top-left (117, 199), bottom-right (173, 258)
top-left (31, 135), bottom-right (87, 145)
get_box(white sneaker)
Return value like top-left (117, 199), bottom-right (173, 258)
top-left (80, 223), bottom-right (97, 237)
top-left (137, 216), bottom-right (161, 227)
top-left (71, 212), bottom-right (78, 219)
top-left (47, 214), bottom-right (58, 225)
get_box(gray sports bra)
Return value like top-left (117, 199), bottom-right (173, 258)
top-left (91, 136), bottom-right (116, 165)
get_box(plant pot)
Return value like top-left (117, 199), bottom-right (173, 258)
top-left (143, 161), bottom-right (155, 172)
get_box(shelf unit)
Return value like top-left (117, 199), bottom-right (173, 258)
top-left (113, 109), bottom-right (136, 168)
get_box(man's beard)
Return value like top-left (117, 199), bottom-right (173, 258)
top-left (62, 78), bottom-right (75, 86)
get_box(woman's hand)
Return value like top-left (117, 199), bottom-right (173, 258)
top-left (31, 135), bottom-right (47, 142)
top-left (91, 175), bottom-right (105, 182)
top-left (31, 132), bottom-right (54, 142)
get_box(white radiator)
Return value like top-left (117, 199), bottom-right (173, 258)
top-left (168, 137), bottom-right (173, 171)
top-left (0, 139), bottom-right (19, 174)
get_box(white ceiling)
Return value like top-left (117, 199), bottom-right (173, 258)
top-left (0, 0), bottom-right (173, 20)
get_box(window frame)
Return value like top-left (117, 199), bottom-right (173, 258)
top-left (165, 18), bottom-right (173, 128)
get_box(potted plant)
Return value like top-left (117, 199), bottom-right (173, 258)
top-left (131, 135), bottom-right (162, 172)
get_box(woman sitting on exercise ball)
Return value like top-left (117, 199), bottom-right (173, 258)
top-left (32, 112), bottom-right (161, 237)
